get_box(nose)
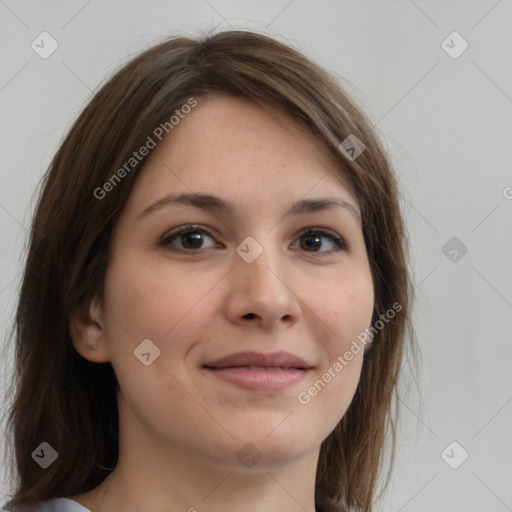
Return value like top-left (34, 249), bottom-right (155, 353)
top-left (223, 240), bottom-right (302, 331)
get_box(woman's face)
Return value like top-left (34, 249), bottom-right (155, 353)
top-left (85, 94), bottom-right (374, 469)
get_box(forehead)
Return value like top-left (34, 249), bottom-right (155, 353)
top-left (125, 94), bottom-right (358, 215)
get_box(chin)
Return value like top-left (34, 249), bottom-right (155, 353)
top-left (228, 424), bottom-right (318, 464)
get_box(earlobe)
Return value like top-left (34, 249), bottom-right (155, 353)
top-left (69, 296), bottom-right (110, 363)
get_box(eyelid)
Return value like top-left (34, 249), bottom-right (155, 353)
top-left (293, 226), bottom-right (348, 250)
top-left (160, 224), bottom-right (219, 250)
top-left (160, 224), bottom-right (348, 254)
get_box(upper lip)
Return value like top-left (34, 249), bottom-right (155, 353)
top-left (203, 350), bottom-right (313, 370)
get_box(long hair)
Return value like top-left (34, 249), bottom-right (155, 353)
top-left (2, 29), bottom-right (415, 512)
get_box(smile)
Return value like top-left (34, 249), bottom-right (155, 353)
top-left (203, 366), bottom-right (310, 392)
top-left (202, 350), bottom-right (313, 392)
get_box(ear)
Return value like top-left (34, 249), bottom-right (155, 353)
top-left (69, 295), bottom-right (110, 363)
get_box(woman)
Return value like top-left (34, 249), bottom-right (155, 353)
top-left (2, 30), bottom-right (414, 512)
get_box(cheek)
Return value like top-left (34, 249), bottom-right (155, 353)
top-left (308, 267), bottom-right (374, 346)
top-left (101, 257), bottom-right (220, 423)
top-left (297, 269), bottom-right (373, 415)
top-left (104, 254), bottom-right (224, 342)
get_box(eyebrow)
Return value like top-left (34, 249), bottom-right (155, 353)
top-left (135, 192), bottom-right (361, 223)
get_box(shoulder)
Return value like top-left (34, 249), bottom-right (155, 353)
top-left (3, 498), bottom-right (91, 512)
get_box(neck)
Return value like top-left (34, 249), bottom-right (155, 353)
top-left (75, 396), bottom-right (321, 512)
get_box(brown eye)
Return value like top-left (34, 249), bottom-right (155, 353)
top-left (160, 225), bottom-right (346, 255)
top-left (161, 225), bottom-right (217, 252)
top-left (291, 229), bottom-right (346, 254)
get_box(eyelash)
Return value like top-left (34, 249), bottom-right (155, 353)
top-left (160, 224), bottom-right (347, 255)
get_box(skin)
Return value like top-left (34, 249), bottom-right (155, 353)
top-left (69, 94), bottom-right (375, 512)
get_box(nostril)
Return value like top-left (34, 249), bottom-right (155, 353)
top-left (243, 313), bottom-right (257, 319)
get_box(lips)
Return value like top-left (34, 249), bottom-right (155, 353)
top-left (202, 351), bottom-right (313, 392)
top-left (202, 350), bottom-right (313, 370)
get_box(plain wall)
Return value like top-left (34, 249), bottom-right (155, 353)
top-left (1, 1), bottom-right (511, 511)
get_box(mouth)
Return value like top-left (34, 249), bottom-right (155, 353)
top-left (202, 351), bottom-right (313, 392)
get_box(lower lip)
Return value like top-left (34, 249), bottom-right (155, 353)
top-left (204, 367), bottom-right (309, 391)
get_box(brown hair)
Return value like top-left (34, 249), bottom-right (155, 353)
top-left (2, 29), bottom-right (415, 512)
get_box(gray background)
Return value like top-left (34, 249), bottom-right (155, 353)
top-left (1, 1), bottom-right (511, 511)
